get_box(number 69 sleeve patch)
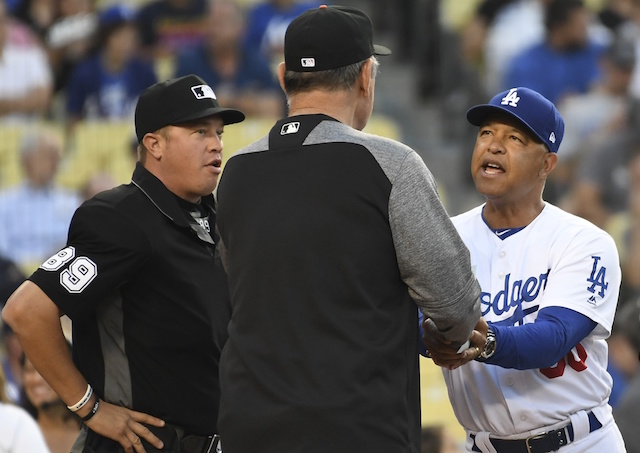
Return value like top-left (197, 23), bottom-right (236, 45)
top-left (41, 247), bottom-right (98, 294)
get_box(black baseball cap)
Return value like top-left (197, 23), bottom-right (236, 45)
top-left (284, 4), bottom-right (391, 72)
top-left (134, 74), bottom-right (245, 142)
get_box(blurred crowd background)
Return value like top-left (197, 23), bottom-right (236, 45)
top-left (0, 0), bottom-right (640, 452)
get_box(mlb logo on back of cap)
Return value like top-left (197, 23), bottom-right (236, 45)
top-left (191, 85), bottom-right (216, 100)
top-left (301, 58), bottom-right (316, 68)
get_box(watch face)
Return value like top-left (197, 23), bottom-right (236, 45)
top-left (483, 339), bottom-right (496, 357)
top-left (481, 330), bottom-right (496, 359)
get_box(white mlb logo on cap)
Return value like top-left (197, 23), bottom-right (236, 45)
top-left (301, 58), bottom-right (316, 68)
top-left (191, 85), bottom-right (217, 100)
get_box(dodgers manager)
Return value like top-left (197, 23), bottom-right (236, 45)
top-left (423, 87), bottom-right (627, 453)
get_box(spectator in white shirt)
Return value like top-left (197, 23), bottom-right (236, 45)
top-left (0, 363), bottom-right (50, 453)
top-left (0, 0), bottom-right (53, 123)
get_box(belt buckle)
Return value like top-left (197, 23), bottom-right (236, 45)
top-left (525, 432), bottom-right (548, 453)
top-left (204, 434), bottom-right (220, 453)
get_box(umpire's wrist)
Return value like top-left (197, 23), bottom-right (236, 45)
top-left (76, 395), bottom-right (100, 421)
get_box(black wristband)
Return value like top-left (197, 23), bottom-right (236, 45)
top-left (81, 398), bottom-right (100, 422)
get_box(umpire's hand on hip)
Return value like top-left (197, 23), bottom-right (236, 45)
top-left (84, 399), bottom-right (166, 453)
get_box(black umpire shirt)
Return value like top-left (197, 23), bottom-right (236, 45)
top-left (29, 163), bottom-right (230, 442)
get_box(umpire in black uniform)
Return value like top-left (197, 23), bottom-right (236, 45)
top-left (2, 74), bottom-right (244, 453)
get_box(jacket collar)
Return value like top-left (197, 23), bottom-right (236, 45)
top-left (130, 162), bottom-right (216, 230)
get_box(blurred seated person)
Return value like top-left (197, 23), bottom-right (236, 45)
top-left (175, 0), bottom-right (284, 118)
top-left (606, 295), bottom-right (640, 408)
top-left (13, 0), bottom-right (58, 45)
top-left (0, 364), bottom-right (50, 453)
top-left (1, 322), bottom-right (23, 403)
top-left (244, 0), bottom-right (324, 70)
top-left (0, 254), bottom-right (24, 403)
top-left (602, 143), bottom-right (640, 300)
top-left (65, 3), bottom-right (156, 132)
top-left (561, 109), bottom-right (640, 232)
top-left (459, 0), bottom-right (518, 70)
top-left (22, 346), bottom-right (81, 453)
top-left (502, 0), bottom-right (607, 105)
top-left (136, 0), bottom-right (207, 77)
top-left (45, 0), bottom-right (97, 93)
top-left (79, 171), bottom-right (117, 201)
top-left (421, 425), bottom-right (462, 453)
top-left (612, 298), bottom-right (640, 453)
top-left (0, 131), bottom-right (81, 273)
top-left (0, 253), bottom-right (25, 308)
top-left (548, 31), bottom-right (637, 203)
top-left (0, 0), bottom-right (53, 123)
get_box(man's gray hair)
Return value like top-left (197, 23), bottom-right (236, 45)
top-left (283, 56), bottom-right (379, 97)
top-left (19, 130), bottom-right (62, 158)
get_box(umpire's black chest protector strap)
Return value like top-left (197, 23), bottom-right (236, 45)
top-left (268, 114), bottom-right (339, 149)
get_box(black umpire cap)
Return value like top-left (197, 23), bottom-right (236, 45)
top-left (135, 74), bottom-right (245, 143)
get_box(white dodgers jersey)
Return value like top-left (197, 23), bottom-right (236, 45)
top-left (445, 203), bottom-right (621, 437)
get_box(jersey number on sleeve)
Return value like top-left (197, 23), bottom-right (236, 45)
top-left (540, 343), bottom-right (587, 379)
top-left (41, 247), bottom-right (98, 293)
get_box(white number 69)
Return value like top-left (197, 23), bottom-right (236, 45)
top-left (60, 257), bottom-right (97, 293)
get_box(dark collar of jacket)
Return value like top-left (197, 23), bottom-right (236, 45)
top-left (130, 161), bottom-right (216, 230)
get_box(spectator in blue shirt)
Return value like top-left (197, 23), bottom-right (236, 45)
top-left (65, 3), bottom-right (156, 131)
top-left (502, 0), bottom-right (607, 105)
top-left (136, 0), bottom-right (207, 60)
top-left (175, 0), bottom-right (284, 118)
top-left (0, 131), bottom-right (80, 273)
top-left (244, 0), bottom-right (324, 70)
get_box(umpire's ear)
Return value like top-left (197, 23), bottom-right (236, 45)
top-left (141, 131), bottom-right (165, 162)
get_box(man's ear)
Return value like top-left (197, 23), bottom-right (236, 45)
top-left (540, 151), bottom-right (558, 178)
top-left (277, 62), bottom-right (287, 93)
top-left (358, 58), bottom-right (373, 97)
top-left (141, 132), bottom-right (164, 161)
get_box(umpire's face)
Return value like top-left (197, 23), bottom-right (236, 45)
top-left (144, 115), bottom-right (225, 203)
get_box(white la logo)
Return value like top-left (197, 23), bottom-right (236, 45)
top-left (549, 132), bottom-right (556, 143)
top-left (501, 88), bottom-right (520, 107)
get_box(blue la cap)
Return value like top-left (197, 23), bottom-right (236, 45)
top-left (466, 87), bottom-right (565, 153)
top-left (99, 4), bottom-right (135, 28)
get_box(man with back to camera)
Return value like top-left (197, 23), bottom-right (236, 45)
top-left (2, 74), bottom-right (244, 453)
top-left (215, 5), bottom-right (482, 452)
top-left (422, 86), bottom-right (627, 452)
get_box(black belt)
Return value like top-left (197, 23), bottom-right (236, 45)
top-left (471, 411), bottom-right (602, 453)
top-left (180, 434), bottom-right (219, 453)
top-left (146, 424), bottom-right (220, 453)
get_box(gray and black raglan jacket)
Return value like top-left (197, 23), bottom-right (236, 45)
top-left (216, 114), bottom-right (480, 453)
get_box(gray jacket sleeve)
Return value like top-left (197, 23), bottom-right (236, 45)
top-left (389, 151), bottom-right (481, 345)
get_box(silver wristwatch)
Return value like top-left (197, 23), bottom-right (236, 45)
top-left (476, 327), bottom-right (496, 361)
